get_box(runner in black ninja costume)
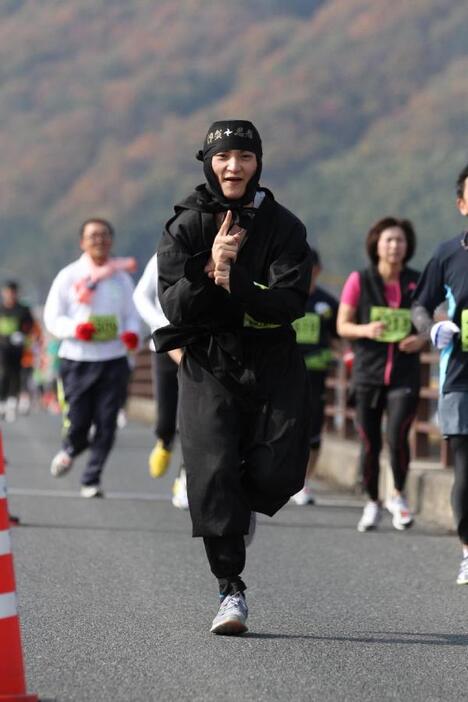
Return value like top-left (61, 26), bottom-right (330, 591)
top-left (154, 120), bottom-right (312, 635)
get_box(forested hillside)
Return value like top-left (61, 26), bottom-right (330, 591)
top-left (1, 0), bottom-right (467, 299)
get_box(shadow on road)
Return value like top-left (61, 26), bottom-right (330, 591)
top-left (245, 631), bottom-right (468, 646)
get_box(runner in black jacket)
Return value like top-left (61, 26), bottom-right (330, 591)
top-left (411, 164), bottom-right (468, 585)
top-left (337, 217), bottom-right (426, 532)
top-left (154, 120), bottom-right (312, 635)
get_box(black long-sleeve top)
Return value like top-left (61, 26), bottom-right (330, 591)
top-left (154, 188), bottom-right (312, 403)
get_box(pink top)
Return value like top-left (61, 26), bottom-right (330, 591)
top-left (340, 271), bottom-right (403, 385)
top-left (341, 271), bottom-right (401, 308)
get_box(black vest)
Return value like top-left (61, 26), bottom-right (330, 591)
top-left (352, 266), bottom-right (420, 388)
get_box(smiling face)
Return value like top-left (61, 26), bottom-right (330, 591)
top-left (211, 149), bottom-right (258, 200)
top-left (376, 226), bottom-right (408, 266)
top-left (80, 221), bottom-right (113, 264)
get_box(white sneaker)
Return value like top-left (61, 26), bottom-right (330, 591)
top-left (357, 501), bottom-right (382, 532)
top-left (456, 555), bottom-right (468, 585)
top-left (291, 486), bottom-right (315, 506)
top-left (116, 409), bottom-right (127, 428)
top-left (18, 394), bottom-right (31, 415)
top-left (210, 592), bottom-right (248, 635)
top-left (80, 485), bottom-right (103, 498)
top-left (385, 495), bottom-right (414, 531)
top-left (50, 450), bottom-right (73, 477)
top-left (172, 468), bottom-right (189, 510)
top-left (5, 397), bottom-right (17, 423)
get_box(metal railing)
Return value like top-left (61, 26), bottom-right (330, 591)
top-left (129, 348), bottom-right (450, 466)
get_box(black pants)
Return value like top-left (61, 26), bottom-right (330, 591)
top-left (203, 536), bottom-right (246, 596)
top-left (0, 348), bottom-right (22, 400)
top-left (179, 350), bottom-right (310, 589)
top-left (60, 357), bottom-right (130, 486)
top-left (307, 371), bottom-right (326, 450)
top-left (448, 436), bottom-right (468, 544)
top-left (355, 385), bottom-right (419, 501)
top-left (151, 351), bottom-right (178, 447)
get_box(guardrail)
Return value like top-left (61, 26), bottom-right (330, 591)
top-left (129, 348), bottom-right (450, 466)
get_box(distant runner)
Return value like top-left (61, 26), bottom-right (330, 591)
top-left (412, 164), bottom-right (468, 584)
top-left (0, 280), bottom-right (34, 422)
top-left (43, 218), bottom-right (140, 497)
top-left (291, 249), bottom-right (340, 505)
top-left (337, 217), bottom-right (425, 532)
top-left (133, 253), bottom-right (188, 509)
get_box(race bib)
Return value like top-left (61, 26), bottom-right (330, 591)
top-left (89, 314), bottom-right (118, 342)
top-left (243, 313), bottom-right (281, 330)
top-left (293, 313), bottom-right (320, 345)
top-left (0, 316), bottom-right (19, 336)
top-left (370, 306), bottom-right (411, 343)
top-left (461, 310), bottom-right (468, 352)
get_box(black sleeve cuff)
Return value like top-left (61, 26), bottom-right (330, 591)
top-left (184, 250), bottom-right (212, 283)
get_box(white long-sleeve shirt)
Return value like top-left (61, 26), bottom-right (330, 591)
top-left (132, 253), bottom-right (169, 351)
top-left (43, 257), bottom-right (141, 361)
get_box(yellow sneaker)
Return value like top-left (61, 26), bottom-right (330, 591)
top-left (149, 440), bottom-right (172, 478)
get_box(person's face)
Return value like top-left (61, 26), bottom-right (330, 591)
top-left (376, 227), bottom-right (407, 266)
top-left (1, 287), bottom-right (17, 307)
top-left (211, 150), bottom-right (257, 200)
top-left (457, 178), bottom-right (468, 216)
top-left (80, 222), bottom-right (113, 263)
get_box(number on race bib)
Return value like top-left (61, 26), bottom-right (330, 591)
top-left (370, 307), bottom-right (411, 343)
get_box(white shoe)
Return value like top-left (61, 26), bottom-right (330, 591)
top-left (5, 397), bottom-right (17, 423)
top-left (210, 592), bottom-right (248, 635)
top-left (172, 468), bottom-right (189, 510)
top-left (50, 450), bottom-right (73, 477)
top-left (385, 495), bottom-right (414, 531)
top-left (291, 486), bottom-right (315, 506)
top-left (18, 394), bottom-right (31, 415)
top-left (357, 501), bottom-right (382, 532)
top-left (116, 409), bottom-right (127, 428)
top-left (80, 485), bottom-right (103, 498)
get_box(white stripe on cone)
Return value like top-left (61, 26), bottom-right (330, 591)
top-left (0, 591), bottom-right (17, 620)
top-left (0, 529), bottom-right (11, 556)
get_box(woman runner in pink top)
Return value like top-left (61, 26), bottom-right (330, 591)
top-left (337, 217), bottom-right (426, 533)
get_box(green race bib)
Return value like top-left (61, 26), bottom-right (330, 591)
top-left (89, 314), bottom-right (118, 342)
top-left (243, 313), bottom-right (281, 330)
top-left (0, 316), bottom-right (19, 336)
top-left (293, 313), bottom-right (320, 345)
top-left (461, 310), bottom-right (468, 351)
top-left (370, 306), bottom-right (411, 343)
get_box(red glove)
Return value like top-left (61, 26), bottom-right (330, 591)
top-left (75, 322), bottom-right (96, 341)
top-left (120, 331), bottom-right (139, 350)
top-left (343, 350), bottom-right (354, 374)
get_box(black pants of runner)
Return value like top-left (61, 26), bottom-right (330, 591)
top-left (203, 536), bottom-right (246, 596)
top-left (151, 351), bottom-right (178, 447)
top-left (60, 357), bottom-right (130, 486)
top-left (448, 436), bottom-right (468, 544)
top-left (0, 349), bottom-right (22, 400)
top-left (355, 385), bottom-right (419, 501)
top-left (308, 371), bottom-right (326, 450)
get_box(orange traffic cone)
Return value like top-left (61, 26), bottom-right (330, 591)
top-left (0, 431), bottom-right (38, 702)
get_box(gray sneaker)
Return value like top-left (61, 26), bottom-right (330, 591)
top-left (210, 592), bottom-right (248, 635)
top-left (456, 556), bottom-right (468, 585)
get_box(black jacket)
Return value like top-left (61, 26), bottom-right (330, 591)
top-left (154, 188), bottom-right (312, 404)
top-left (352, 266), bottom-right (420, 389)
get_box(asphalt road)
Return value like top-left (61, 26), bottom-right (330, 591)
top-left (2, 410), bottom-right (468, 702)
